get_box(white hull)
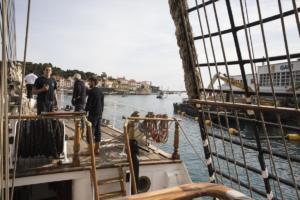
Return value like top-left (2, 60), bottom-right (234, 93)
top-left (12, 162), bottom-right (191, 199)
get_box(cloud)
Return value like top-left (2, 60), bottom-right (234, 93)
top-left (16, 0), bottom-right (185, 90)
top-left (16, 0), bottom-right (300, 90)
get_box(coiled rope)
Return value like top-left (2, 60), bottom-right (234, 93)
top-left (17, 119), bottom-right (64, 158)
top-left (138, 113), bottom-right (169, 143)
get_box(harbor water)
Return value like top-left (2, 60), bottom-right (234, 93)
top-left (59, 92), bottom-right (300, 199)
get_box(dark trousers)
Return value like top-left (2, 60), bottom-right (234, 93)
top-left (87, 115), bottom-right (101, 142)
top-left (26, 84), bottom-right (33, 99)
top-left (74, 105), bottom-right (85, 130)
top-left (37, 101), bottom-right (53, 115)
top-left (74, 104), bottom-right (85, 112)
top-left (130, 139), bottom-right (140, 189)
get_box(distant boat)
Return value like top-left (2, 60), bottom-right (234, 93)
top-left (156, 91), bottom-right (166, 99)
top-left (122, 91), bottom-right (129, 97)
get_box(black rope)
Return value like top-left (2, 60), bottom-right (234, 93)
top-left (17, 119), bottom-right (64, 158)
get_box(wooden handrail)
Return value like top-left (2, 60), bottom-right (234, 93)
top-left (172, 121), bottom-right (180, 159)
top-left (123, 115), bottom-right (183, 195)
top-left (84, 117), bottom-right (99, 200)
top-left (125, 116), bottom-right (181, 160)
top-left (126, 183), bottom-right (252, 200)
top-left (72, 120), bottom-right (81, 167)
top-left (124, 120), bottom-right (138, 194)
top-left (127, 116), bottom-right (180, 121)
top-left (8, 111), bottom-right (86, 119)
top-left (9, 112), bottom-right (100, 199)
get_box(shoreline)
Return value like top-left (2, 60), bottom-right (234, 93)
top-left (57, 89), bottom-right (185, 96)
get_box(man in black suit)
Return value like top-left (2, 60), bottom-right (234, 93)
top-left (72, 73), bottom-right (86, 112)
top-left (85, 76), bottom-right (104, 154)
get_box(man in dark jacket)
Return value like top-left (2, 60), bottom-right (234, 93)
top-left (85, 76), bottom-right (104, 154)
top-left (33, 65), bottom-right (58, 115)
top-left (72, 73), bottom-right (86, 111)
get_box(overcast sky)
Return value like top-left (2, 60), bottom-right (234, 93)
top-left (15, 1), bottom-right (300, 90)
top-left (15, 0), bottom-right (184, 90)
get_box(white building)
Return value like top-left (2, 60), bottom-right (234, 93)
top-left (258, 60), bottom-right (300, 93)
top-left (221, 60), bottom-right (300, 94)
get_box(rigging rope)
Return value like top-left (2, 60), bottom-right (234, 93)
top-left (239, 1), bottom-right (278, 198)
top-left (0, 0), bottom-right (10, 199)
top-left (194, 0), bottom-right (232, 186)
top-left (175, 119), bottom-right (206, 166)
top-left (169, 0), bottom-right (218, 184)
top-left (172, 0), bottom-right (300, 198)
top-left (11, 0), bottom-right (31, 199)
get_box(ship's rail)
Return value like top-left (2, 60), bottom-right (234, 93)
top-left (9, 112), bottom-right (87, 167)
top-left (123, 115), bottom-right (182, 194)
top-left (127, 182), bottom-right (251, 200)
top-left (9, 112), bottom-right (101, 199)
top-left (169, 0), bottom-right (300, 199)
top-left (9, 111), bottom-right (184, 199)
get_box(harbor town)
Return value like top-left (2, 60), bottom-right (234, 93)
top-left (56, 75), bottom-right (159, 95)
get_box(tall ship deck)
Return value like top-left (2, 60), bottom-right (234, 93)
top-left (0, 0), bottom-right (300, 200)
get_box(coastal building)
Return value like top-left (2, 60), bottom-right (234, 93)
top-left (97, 79), bottom-right (104, 87)
top-left (151, 85), bottom-right (160, 93)
top-left (112, 79), bottom-right (119, 89)
top-left (55, 76), bottom-right (74, 89)
top-left (128, 79), bottom-right (138, 91)
top-left (258, 60), bottom-right (300, 93)
top-left (141, 81), bottom-right (151, 90)
top-left (221, 60), bottom-right (300, 94)
top-left (117, 77), bottom-right (129, 90)
top-left (55, 76), bottom-right (64, 89)
top-left (56, 73), bottom-right (159, 94)
top-left (104, 80), bottom-right (114, 88)
top-left (64, 77), bottom-right (74, 88)
top-left (135, 82), bottom-right (142, 89)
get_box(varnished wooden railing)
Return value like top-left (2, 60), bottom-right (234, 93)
top-left (84, 117), bottom-right (99, 200)
top-left (9, 112), bottom-right (100, 200)
top-left (72, 119), bottom-right (81, 166)
top-left (126, 116), bottom-right (181, 160)
top-left (123, 120), bottom-right (138, 194)
top-left (9, 112), bottom-right (86, 167)
top-left (126, 183), bottom-right (252, 200)
top-left (124, 116), bottom-right (182, 195)
top-left (172, 121), bottom-right (180, 160)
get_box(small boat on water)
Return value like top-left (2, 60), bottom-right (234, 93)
top-left (156, 91), bottom-right (166, 99)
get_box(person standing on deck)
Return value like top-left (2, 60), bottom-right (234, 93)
top-left (85, 76), bottom-right (104, 154)
top-left (33, 65), bottom-right (58, 115)
top-left (72, 73), bottom-right (86, 112)
top-left (24, 70), bottom-right (38, 100)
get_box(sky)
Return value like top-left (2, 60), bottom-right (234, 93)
top-left (15, 0), bottom-right (184, 90)
top-left (187, 0), bottom-right (300, 86)
top-left (15, 0), bottom-right (300, 90)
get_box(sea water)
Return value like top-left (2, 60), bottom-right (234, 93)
top-left (59, 93), bottom-right (300, 199)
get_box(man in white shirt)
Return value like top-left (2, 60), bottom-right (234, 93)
top-left (24, 70), bottom-right (38, 99)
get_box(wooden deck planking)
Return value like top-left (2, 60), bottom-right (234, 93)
top-left (15, 119), bottom-right (171, 177)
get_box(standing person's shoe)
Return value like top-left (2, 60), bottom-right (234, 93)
top-left (94, 142), bottom-right (100, 155)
